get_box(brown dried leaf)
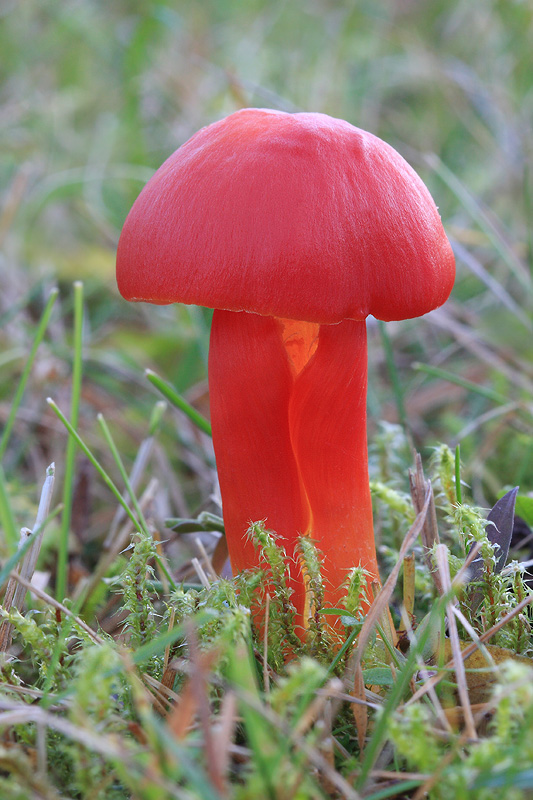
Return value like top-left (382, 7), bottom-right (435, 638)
top-left (352, 663), bottom-right (368, 751)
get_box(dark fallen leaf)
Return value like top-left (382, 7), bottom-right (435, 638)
top-left (466, 488), bottom-right (519, 614)
top-left (488, 486), bottom-right (519, 573)
top-left (469, 487), bottom-right (519, 584)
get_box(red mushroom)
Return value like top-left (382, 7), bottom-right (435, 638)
top-left (116, 108), bottom-right (455, 632)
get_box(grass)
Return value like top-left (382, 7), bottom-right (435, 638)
top-left (1, 0), bottom-right (533, 797)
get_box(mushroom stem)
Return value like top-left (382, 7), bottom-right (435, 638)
top-left (209, 309), bottom-right (378, 632)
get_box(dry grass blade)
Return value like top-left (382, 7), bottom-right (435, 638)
top-left (434, 544), bottom-right (478, 740)
top-left (0, 464), bottom-right (55, 652)
top-left (166, 679), bottom-right (199, 740)
top-left (399, 608), bottom-right (453, 735)
top-left (0, 165), bottom-right (31, 247)
top-left (316, 696), bottom-right (336, 796)
top-left (195, 536), bottom-right (218, 581)
top-left (212, 690), bottom-right (238, 790)
top-left (352, 662), bottom-right (368, 750)
top-left (211, 534), bottom-right (229, 575)
top-left (454, 540), bottom-right (483, 585)
top-left (406, 592), bottom-right (533, 710)
top-left (403, 552), bottom-right (416, 618)
top-left (345, 481), bottom-right (431, 687)
top-left (294, 677), bottom-right (344, 737)
top-left (186, 623), bottom-right (226, 794)
top-left (191, 557), bottom-right (211, 588)
top-left (409, 453), bottom-right (442, 595)
top-left (460, 593), bottom-right (533, 660)
top-left (233, 686), bottom-right (363, 800)
top-left (166, 641), bottom-right (221, 738)
top-left (0, 699), bottom-right (129, 762)
top-left (405, 565), bottom-right (533, 726)
top-left (161, 606), bottom-right (177, 689)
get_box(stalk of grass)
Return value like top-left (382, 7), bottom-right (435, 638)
top-left (525, 161), bottom-right (533, 280)
top-left (355, 592), bottom-right (451, 790)
top-left (56, 281), bottom-right (83, 602)
top-left (97, 412), bottom-right (176, 591)
top-left (324, 624), bottom-right (360, 679)
top-left (47, 398), bottom-right (145, 534)
top-left (413, 362), bottom-right (509, 405)
top-left (364, 779), bottom-right (425, 800)
top-left (97, 414), bottom-right (151, 536)
top-left (103, 401), bottom-right (165, 550)
top-left (0, 464), bottom-right (18, 553)
top-left (49, 398), bottom-right (176, 594)
top-left (146, 368), bottom-right (212, 436)
top-left (455, 443), bottom-right (462, 504)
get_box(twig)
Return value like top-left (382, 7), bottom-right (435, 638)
top-left (435, 544), bottom-right (477, 740)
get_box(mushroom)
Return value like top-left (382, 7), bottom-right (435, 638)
top-left (116, 108), bottom-right (455, 632)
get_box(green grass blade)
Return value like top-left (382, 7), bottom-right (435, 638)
top-left (56, 282), bottom-right (83, 602)
top-left (0, 287), bottom-right (58, 461)
top-left (47, 399), bottom-right (144, 535)
top-left (455, 443), bottom-right (462, 504)
top-left (146, 369), bottom-right (212, 436)
top-left (364, 779), bottom-right (424, 799)
top-left (412, 362), bottom-right (509, 405)
top-left (49, 399), bottom-right (176, 591)
top-left (97, 412), bottom-right (176, 592)
top-left (0, 464), bottom-right (18, 552)
top-left (97, 413), bottom-right (150, 535)
top-left (356, 595), bottom-right (449, 789)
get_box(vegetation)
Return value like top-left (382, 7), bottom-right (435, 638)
top-left (1, 1), bottom-right (533, 797)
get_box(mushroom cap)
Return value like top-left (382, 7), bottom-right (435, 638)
top-left (116, 108), bottom-right (455, 324)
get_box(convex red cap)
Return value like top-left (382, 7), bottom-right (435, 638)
top-left (117, 108), bottom-right (455, 324)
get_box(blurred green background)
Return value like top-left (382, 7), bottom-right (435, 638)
top-left (1, 0), bottom-right (532, 554)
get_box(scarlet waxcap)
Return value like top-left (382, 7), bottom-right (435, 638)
top-left (116, 108), bottom-right (455, 324)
